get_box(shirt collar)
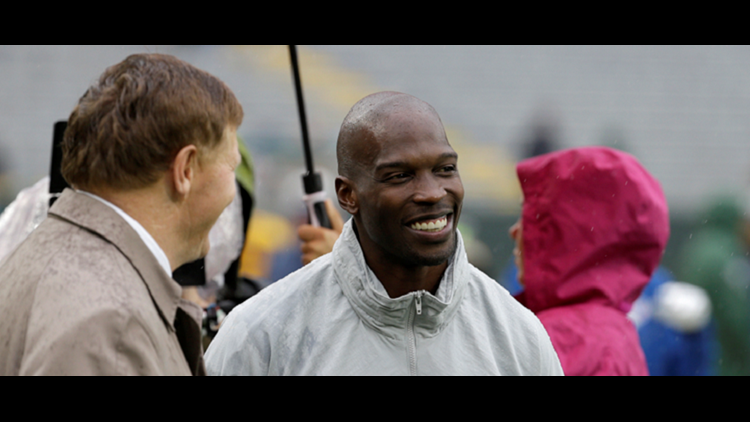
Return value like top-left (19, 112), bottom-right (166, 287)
top-left (77, 190), bottom-right (173, 277)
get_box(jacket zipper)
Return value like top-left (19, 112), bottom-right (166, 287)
top-left (406, 290), bottom-right (424, 375)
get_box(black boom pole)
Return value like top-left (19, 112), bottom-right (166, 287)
top-left (289, 45), bottom-right (332, 229)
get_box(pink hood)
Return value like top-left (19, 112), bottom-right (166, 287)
top-left (515, 147), bottom-right (669, 375)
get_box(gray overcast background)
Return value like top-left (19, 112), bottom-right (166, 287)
top-left (2, 45), bottom-right (749, 273)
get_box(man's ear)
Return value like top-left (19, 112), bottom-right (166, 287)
top-left (170, 144), bottom-right (199, 199)
top-left (336, 176), bottom-right (358, 215)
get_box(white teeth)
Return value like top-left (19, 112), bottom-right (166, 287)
top-left (410, 216), bottom-right (448, 232)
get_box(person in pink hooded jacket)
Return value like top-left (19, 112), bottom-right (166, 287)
top-left (510, 146), bottom-right (670, 376)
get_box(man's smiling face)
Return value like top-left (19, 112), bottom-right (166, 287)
top-left (348, 107), bottom-right (464, 268)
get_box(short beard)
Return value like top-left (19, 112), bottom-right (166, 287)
top-left (397, 235), bottom-right (458, 268)
top-left (353, 219), bottom-right (458, 269)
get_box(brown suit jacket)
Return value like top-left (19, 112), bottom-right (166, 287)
top-left (0, 189), bottom-right (206, 375)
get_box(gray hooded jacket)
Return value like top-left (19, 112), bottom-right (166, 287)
top-left (205, 219), bottom-right (563, 375)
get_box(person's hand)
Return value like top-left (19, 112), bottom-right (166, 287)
top-left (298, 199), bottom-right (344, 265)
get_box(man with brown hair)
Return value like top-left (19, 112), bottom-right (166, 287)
top-left (0, 53), bottom-right (243, 375)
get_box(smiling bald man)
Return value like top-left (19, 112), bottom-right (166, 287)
top-left (205, 92), bottom-right (562, 376)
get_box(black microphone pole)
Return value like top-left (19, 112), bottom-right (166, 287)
top-left (49, 120), bottom-right (70, 207)
top-left (289, 45), bottom-right (332, 229)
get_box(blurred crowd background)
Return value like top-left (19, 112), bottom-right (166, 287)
top-left (2, 45), bottom-right (750, 374)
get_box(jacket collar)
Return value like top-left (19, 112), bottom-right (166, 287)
top-left (48, 189), bottom-right (192, 332)
top-left (76, 190), bottom-right (173, 277)
top-left (333, 219), bottom-right (468, 338)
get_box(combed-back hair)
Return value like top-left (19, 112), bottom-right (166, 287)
top-left (61, 53), bottom-right (243, 191)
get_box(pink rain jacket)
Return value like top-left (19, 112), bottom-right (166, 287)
top-left (514, 147), bottom-right (669, 376)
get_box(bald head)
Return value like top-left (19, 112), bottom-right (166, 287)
top-left (336, 92), bottom-right (446, 180)
top-left (333, 91), bottom-right (463, 282)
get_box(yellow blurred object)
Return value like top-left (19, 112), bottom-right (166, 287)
top-left (448, 130), bottom-right (522, 214)
top-left (238, 209), bottom-right (296, 280)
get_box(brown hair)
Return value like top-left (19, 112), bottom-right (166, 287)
top-left (61, 53), bottom-right (243, 191)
